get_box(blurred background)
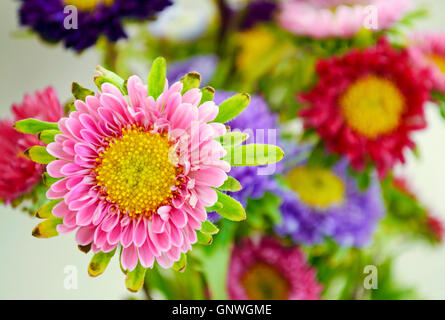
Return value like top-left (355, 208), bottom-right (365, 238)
top-left (0, 0), bottom-right (445, 299)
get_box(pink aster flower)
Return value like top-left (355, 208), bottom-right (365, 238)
top-left (227, 237), bottom-right (322, 300)
top-left (278, 0), bottom-right (413, 39)
top-left (0, 87), bottom-right (63, 203)
top-left (45, 75), bottom-right (231, 271)
top-left (408, 33), bottom-right (445, 93)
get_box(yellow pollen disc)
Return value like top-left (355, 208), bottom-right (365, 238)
top-left (428, 54), bottom-right (445, 74)
top-left (64, 0), bottom-right (114, 11)
top-left (94, 127), bottom-right (179, 219)
top-left (241, 262), bottom-right (290, 300)
top-left (287, 166), bottom-right (345, 209)
top-left (339, 75), bottom-right (406, 139)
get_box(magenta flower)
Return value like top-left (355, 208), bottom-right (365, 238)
top-left (228, 237), bottom-right (322, 300)
top-left (278, 0), bottom-right (412, 39)
top-left (0, 87), bottom-right (63, 203)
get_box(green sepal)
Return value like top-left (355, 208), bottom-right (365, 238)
top-left (42, 172), bottom-right (60, 187)
top-left (172, 253), bottom-right (187, 272)
top-left (125, 262), bottom-right (147, 293)
top-left (95, 65), bottom-right (126, 94)
top-left (88, 249), bottom-right (116, 277)
top-left (181, 72), bottom-right (201, 94)
top-left (32, 217), bottom-right (63, 238)
top-left (37, 130), bottom-right (61, 144)
top-left (200, 86), bottom-right (215, 105)
top-left (35, 199), bottom-right (62, 219)
top-left (205, 201), bottom-right (223, 212)
top-left (197, 231), bottom-right (213, 245)
top-left (212, 93), bottom-right (250, 123)
top-left (14, 118), bottom-right (59, 135)
top-left (24, 146), bottom-right (56, 164)
top-left (217, 131), bottom-right (249, 148)
top-left (148, 57), bottom-right (167, 100)
top-left (222, 144), bottom-right (284, 166)
top-left (72, 82), bottom-right (94, 101)
top-left (217, 176), bottom-right (242, 192)
top-left (213, 190), bottom-right (246, 221)
top-left (200, 220), bottom-right (219, 235)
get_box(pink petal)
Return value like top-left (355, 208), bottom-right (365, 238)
top-left (75, 226), bottom-right (95, 245)
top-left (121, 244), bottom-right (139, 271)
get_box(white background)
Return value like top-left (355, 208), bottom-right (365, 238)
top-left (0, 0), bottom-right (444, 299)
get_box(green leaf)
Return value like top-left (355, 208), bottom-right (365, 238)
top-left (14, 119), bottom-right (59, 135)
top-left (88, 249), bottom-right (116, 277)
top-left (42, 172), bottom-right (60, 187)
top-left (32, 218), bottom-right (63, 238)
top-left (217, 131), bottom-right (249, 148)
top-left (37, 130), bottom-right (61, 144)
top-left (172, 253), bottom-right (187, 272)
top-left (217, 176), bottom-right (242, 192)
top-left (200, 220), bottom-right (219, 235)
top-left (181, 72), bottom-right (201, 94)
top-left (24, 146), bottom-right (56, 164)
top-left (125, 262), bottom-right (147, 292)
top-left (222, 144), bottom-right (284, 166)
top-left (95, 65), bottom-right (126, 94)
top-left (212, 93), bottom-right (250, 123)
top-left (205, 202), bottom-right (223, 212)
top-left (200, 86), bottom-right (215, 105)
top-left (72, 82), bottom-right (94, 101)
top-left (197, 231), bottom-right (213, 245)
top-left (35, 199), bottom-right (62, 219)
top-left (213, 190), bottom-right (246, 221)
top-left (148, 57), bottom-right (167, 100)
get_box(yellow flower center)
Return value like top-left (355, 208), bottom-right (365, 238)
top-left (64, 0), bottom-right (114, 11)
top-left (428, 54), bottom-right (445, 74)
top-left (339, 75), bottom-right (406, 139)
top-left (241, 262), bottom-right (290, 300)
top-left (94, 127), bottom-right (179, 219)
top-left (287, 166), bottom-right (345, 209)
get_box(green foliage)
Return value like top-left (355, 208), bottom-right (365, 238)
top-left (148, 57), bottom-right (167, 99)
top-left (212, 93), bottom-right (250, 123)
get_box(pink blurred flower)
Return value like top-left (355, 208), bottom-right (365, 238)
top-left (409, 33), bottom-right (445, 93)
top-left (0, 87), bottom-right (63, 203)
top-left (46, 76), bottom-right (230, 271)
top-left (278, 0), bottom-right (412, 39)
top-left (227, 237), bottom-right (322, 300)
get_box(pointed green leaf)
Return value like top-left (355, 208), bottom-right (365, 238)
top-left (213, 190), bottom-right (246, 221)
top-left (24, 146), bottom-right (56, 164)
top-left (37, 130), bottom-right (61, 144)
top-left (172, 253), bottom-right (187, 272)
top-left (222, 144), bottom-right (284, 166)
top-left (125, 262), bottom-right (147, 292)
top-left (42, 172), bottom-right (60, 187)
top-left (197, 231), bottom-right (213, 245)
top-left (200, 220), bottom-right (219, 235)
top-left (148, 57), bottom-right (167, 100)
top-left (205, 201), bottom-right (223, 212)
top-left (181, 72), bottom-right (201, 94)
top-left (32, 218), bottom-right (63, 238)
top-left (88, 249), bottom-right (116, 277)
top-left (212, 93), bottom-right (250, 123)
top-left (95, 65), bottom-right (126, 94)
top-left (217, 131), bottom-right (249, 148)
top-left (200, 86), bottom-right (215, 105)
top-left (36, 199), bottom-right (62, 219)
top-left (72, 82), bottom-right (94, 101)
top-left (14, 119), bottom-right (59, 135)
top-left (217, 176), bottom-right (242, 192)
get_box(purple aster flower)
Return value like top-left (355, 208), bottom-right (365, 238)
top-left (208, 91), bottom-right (282, 222)
top-left (275, 160), bottom-right (385, 247)
top-left (167, 55), bottom-right (218, 86)
top-left (18, 0), bottom-right (172, 52)
top-left (240, 1), bottom-right (278, 30)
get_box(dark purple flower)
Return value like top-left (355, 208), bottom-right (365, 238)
top-left (240, 1), bottom-right (278, 30)
top-left (275, 160), bottom-right (385, 247)
top-left (18, 0), bottom-right (172, 52)
top-left (167, 55), bottom-right (218, 86)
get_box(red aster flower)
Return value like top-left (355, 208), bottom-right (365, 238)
top-left (0, 87), bottom-right (63, 203)
top-left (300, 39), bottom-right (430, 177)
